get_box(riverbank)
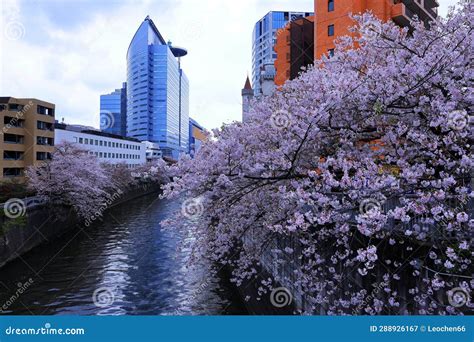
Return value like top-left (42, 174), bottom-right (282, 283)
top-left (0, 184), bottom-right (161, 269)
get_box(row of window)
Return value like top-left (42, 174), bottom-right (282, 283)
top-left (76, 137), bottom-right (141, 150)
top-left (3, 117), bottom-right (54, 131)
top-left (0, 104), bottom-right (54, 115)
top-left (2, 133), bottom-right (54, 146)
top-left (3, 151), bottom-right (51, 161)
top-left (327, 0), bottom-right (335, 56)
top-left (2, 167), bottom-right (23, 177)
top-left (87, 151), bottom-right (141, 160)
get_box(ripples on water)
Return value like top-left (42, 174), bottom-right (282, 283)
top-left (0, 194), bottom-right (247, 315)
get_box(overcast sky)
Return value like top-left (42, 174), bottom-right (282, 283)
top-left (0, 0), bottom-right (459, 130)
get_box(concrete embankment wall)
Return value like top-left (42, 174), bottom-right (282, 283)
top-left (0, 185), bottom-right (161, 269)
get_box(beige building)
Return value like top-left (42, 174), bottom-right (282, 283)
top-left (0, 97), bottom-right (55, 181)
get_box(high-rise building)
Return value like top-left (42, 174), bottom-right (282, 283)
top-left (0, 97), bottom-right (55, 181)
top-left (314, 0), bottom-right (438, 60)
top-left (127, 16), bottom-right (189, 160)
top-left (252, 11), bottom-right (313, 97)
top-left (241, 76), bottom-right (254, 122)
top-left (100, 82), bottom-right (127, 137)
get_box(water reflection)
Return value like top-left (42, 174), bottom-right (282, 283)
top-left (0, 195), bottom-right (246, 315)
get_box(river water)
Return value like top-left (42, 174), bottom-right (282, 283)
top-left (0, 194), bottom-right (247, 315)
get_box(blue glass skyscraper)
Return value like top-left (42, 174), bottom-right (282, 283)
top-left (127, 16), bottom-right (189, 159)
top-left (100, 82), bottom-right (127, 137)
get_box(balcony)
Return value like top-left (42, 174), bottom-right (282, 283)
top-left (391, 0), bottom-right (438, 28)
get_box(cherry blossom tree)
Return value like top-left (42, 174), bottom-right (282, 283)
top-left (27, 142), bottom-right (114, 220)
top-left (164, 3), bottom-right (473, 315)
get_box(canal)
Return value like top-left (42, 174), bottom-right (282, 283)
top-left (0, 194), bottom-right (247, 315)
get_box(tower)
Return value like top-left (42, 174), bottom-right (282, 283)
top-left (126, 16), bottom-right (189, 160)
top-left (241, 76), bottom-right (254, 123)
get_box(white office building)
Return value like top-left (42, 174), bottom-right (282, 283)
top-left (55, 124), bottom-right (146, 168)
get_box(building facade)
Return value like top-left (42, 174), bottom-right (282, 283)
top-left (144, 141), bottom-right (162, 162)
top-left (274, 16), bottom-right (315, 87)
top-left (100, 82), bottom-right (127, 137)
top-left (252, 11), bottom-right (313, 97)
top-left (126, 16), bottom-right (189, 160)
top-left (0, 97), bottom-right (55, 181)
top-left (314, 0), bottom-right (438, 60)
top-left (274, 1), bottom-right (439, 88)
top-left (188, 118), bottom-right (206, 157)
top-left (55, 124), bottom-right (146, 168)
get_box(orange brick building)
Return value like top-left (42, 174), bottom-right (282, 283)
top-left (275, 0), bottom-right (438, 86)
top-left (314, 0), bottom-right (438, 60)
top-left (274, 15), bottom-right (315, 87)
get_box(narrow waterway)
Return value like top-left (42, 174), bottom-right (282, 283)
top-left (0, 194), bottom-right (247, 315)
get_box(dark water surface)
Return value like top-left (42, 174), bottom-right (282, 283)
top-left (0, 194), bottom-right (247, 315)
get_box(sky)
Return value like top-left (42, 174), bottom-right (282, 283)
top-left (0, 0), bottom-right (460, 130)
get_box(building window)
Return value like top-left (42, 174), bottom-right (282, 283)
top-left (37, 105), bottom-right (54, 116)
top-left (37, 121), bottom-right (53, 131)
top-left (328, 48), bottom-right (335, 57)
top-left (37, 136), bottom-right (53, 146)
top-left (9, 104), bottom-right (24, 112)
top-left (36, 152), bottom-right (51, 161)
top-left (4, 133), bottom-right (24, 144)
top-left (85, 138), bottom-right (89, 144)
top-left (3, 168), bottom-right (24, 177)
top-left (4, 151), bottom-right (24, 160)
top-left (328, 24), bottom-right (334, 36)
top-left (328, 0), bottom-right (334, 12)
top-left (79, 138), bottom-right (83, 144)
top-left (4, 116), bottom-right (24, 127)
